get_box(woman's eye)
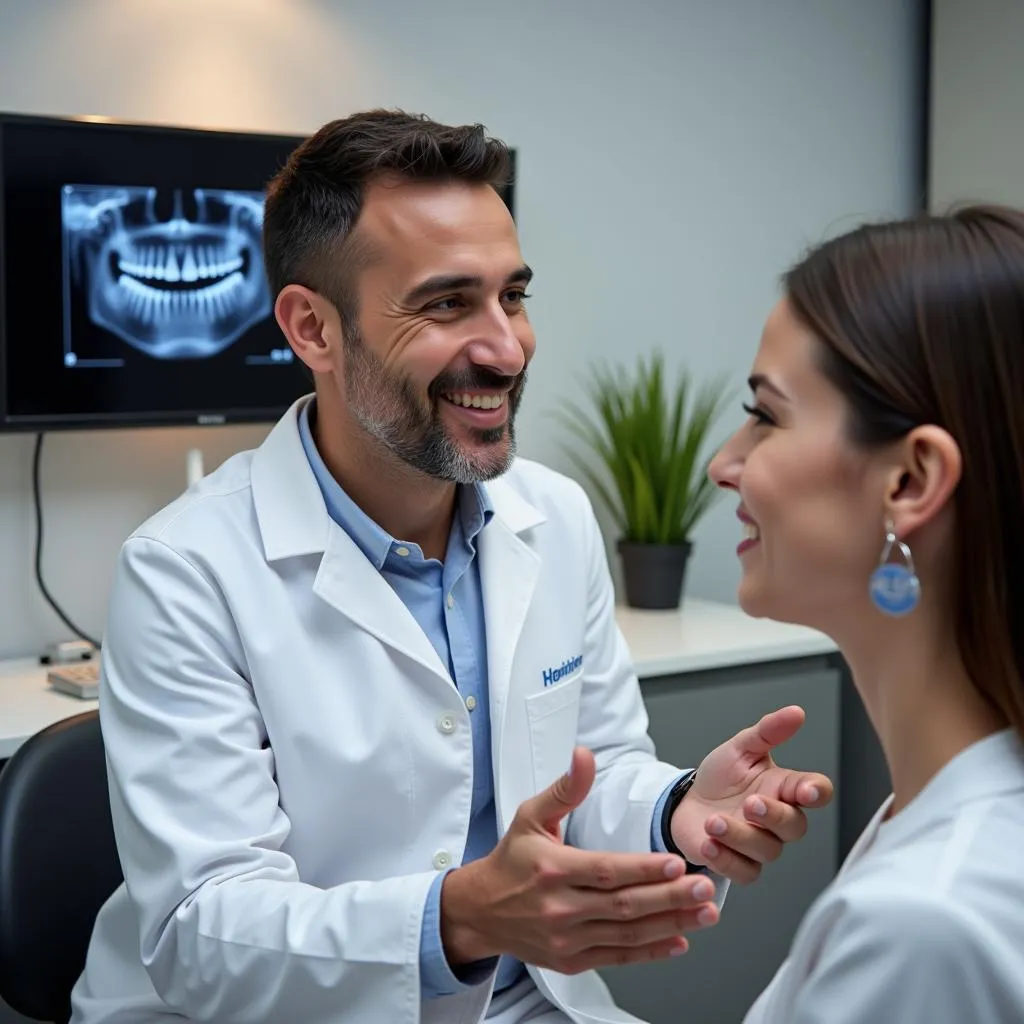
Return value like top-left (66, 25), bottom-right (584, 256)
top-left (742, 402), bottom-right (775, 427)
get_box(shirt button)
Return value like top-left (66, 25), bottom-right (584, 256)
top-left (465, 695), bottom-right (477, 712)
top-left (446, 593), bottom-right (455, 609)
top-left (395, 546), bottom-right (410, 557)
top-left (436, 712), bottom-right (456, 734)
top-left (433, 850), bottom-right (452, 870)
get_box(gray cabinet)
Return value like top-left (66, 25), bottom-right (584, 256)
top-left (599, 655), bottom-right (842, 1024)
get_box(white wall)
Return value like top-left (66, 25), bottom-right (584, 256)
top-left (929, 0), bottom-right (1024, 209)
top-left (0, 0), bottom-right (922, 659)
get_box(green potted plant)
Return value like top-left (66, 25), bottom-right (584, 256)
top-left (557, 352), bottom-right (731, 610)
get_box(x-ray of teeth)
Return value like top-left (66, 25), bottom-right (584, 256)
top-left (62, 184), bottom-right (272, 359)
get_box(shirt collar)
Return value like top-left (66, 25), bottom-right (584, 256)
top-left (874, 728), bottom-right (1024, 850)
top-left (298, 399), bottom-right (493, 567)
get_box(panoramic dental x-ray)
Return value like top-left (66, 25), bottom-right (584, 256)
top-left (62, 184), bottom-right (273, 361)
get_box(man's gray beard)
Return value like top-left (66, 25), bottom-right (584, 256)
top-left (356, 403), bottom-right (517, 484)
top-left (343, 330), bottom-right (519, 484)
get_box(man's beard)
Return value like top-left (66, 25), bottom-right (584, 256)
top-left (342, 329), bottom-right (525, 484)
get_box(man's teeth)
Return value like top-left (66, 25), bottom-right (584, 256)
top-left (743, 522), bottom-right (760, 542)
top-left (443, 392), bottom-right (506, 410)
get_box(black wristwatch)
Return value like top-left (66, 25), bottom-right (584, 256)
top-left (660, 769), bottom-right (709, 874)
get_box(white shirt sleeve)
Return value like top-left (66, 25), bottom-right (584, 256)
top-left (785, 890), bottom-right (1024, 1024)
top-left (562, 488), bottom-right (694, 852)
top-left (562, 489), bottom-right (730, 907)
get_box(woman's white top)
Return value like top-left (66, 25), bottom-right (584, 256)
top-left (744, 728), bottom-right (1024, 1023)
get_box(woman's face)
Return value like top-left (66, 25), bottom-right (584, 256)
top-left (708, 298), bottom-right (891, 632)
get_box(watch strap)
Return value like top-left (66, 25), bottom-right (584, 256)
top-left (660, 769), bottom-right (709, 874)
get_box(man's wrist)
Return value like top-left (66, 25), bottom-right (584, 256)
top-left (660, 769), bottom-right (709, 874)
top-left (439, 862), bottom-right (497, 965)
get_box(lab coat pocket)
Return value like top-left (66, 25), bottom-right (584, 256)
top-left (525, 671), bottom-right (584, 796)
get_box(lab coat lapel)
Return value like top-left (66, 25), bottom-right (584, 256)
top-left (313, 522), bottom-right (452, 686)
top-left (252, 398), bottom-right (451, 685)
top-left (478, 477), bottom-right (546, 763)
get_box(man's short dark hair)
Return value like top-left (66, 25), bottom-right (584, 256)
top-left (262, 109), bottom-right (513, 330)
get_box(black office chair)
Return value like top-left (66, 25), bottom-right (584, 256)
top-left (0, 711), bottom-right (123, 1023)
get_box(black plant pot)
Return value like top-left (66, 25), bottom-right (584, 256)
top-left (617, 539), bottom-right (693, 610)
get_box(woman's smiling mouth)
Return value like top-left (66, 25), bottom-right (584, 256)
top-left (737, 509), bottom-right (761, 555)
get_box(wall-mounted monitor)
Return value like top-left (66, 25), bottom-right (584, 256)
top-left (0, 114), bottom-right (313, 431)
top-left (0, 112), bottom-right (516, 433)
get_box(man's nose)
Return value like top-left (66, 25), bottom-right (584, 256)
top-left (466, 305), bottom-right (529, 378)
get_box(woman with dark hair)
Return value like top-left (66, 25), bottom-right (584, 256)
top-left (708, 204), bottom-right (1024, 1023)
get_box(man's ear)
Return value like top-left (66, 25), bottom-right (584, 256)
top-left (885, 425), bottom-right (962, 537)
top-left (274, 285), bottom-right (340, 375)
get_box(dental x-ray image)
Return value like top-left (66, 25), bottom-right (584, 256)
top-left (62, 184), bottom-right (274, 362)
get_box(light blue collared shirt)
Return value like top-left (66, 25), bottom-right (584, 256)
top-left (298, 401), bottom-right (526, 996)
top-left (298, 401), bottom-right (683, 998)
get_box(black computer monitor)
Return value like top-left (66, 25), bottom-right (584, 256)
top-left (0, 113), bottom-right (516, 432)
top-left (0, 114), bottom-right (309, 431)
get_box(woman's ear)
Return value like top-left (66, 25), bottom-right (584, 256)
top-left (885, 425), bottom-right (962, 537)
top-left (274, 285), bottom-right (339, 375)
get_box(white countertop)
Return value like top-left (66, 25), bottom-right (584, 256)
top-left (618, 598), bottom-right (837, 678)
top-left (0, 657), bottom-right (99, 759)
top-left (0, 599), bottom-right (835, 759)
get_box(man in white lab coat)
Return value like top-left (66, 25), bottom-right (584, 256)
top-left (70, 111), bottom-right (833, 1024)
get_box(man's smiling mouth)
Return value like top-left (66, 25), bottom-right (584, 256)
top-left (442, 391), bottom-right (507, 410)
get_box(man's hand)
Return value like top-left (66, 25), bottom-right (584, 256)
top-left (440, 747), bottom-right (720, 975)
top-left (671, 705), bottom-right (834, 885)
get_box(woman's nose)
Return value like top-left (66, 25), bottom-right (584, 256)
top-left (708, 434), bottom-right (742, 491)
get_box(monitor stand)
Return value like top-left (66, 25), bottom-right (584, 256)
top-left (186, 447), bottom-right (205, 488)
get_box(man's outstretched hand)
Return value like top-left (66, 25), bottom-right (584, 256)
top-left (670, 705), bottom-right (834, 884)
top-left (440, 747), bottom-right (720, 975)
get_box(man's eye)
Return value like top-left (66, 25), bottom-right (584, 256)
top-left (429, 297), bottom-right (462, 312)
top-left (504, 288), bottom-right (532, 303)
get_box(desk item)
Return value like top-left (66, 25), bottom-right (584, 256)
top-left (40, 640), bottom-right (98, 665)
top-left (47, 662), bottom-right (100, 700)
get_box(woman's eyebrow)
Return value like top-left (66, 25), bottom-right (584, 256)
top-left (748, 373), bottom-right (789, 401)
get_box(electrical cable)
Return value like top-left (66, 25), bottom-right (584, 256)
top-left (32, 432), bottom-right (101, 648)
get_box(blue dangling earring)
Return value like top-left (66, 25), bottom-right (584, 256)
top-left (869, 519), bottom-right (920, 616)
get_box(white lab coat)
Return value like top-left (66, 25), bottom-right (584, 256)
top-left (70, 397), bottom-right (711, 1024)
top-left (744, 727), bottom-right (1024, 1023)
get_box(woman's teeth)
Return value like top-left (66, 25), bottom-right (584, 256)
top-left (743, 522), bottom-right (760, 542)
top-left (443, 392), bottom-right (506, 410)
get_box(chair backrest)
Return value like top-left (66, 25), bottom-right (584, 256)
top-left (0, 711), bottom-right (123, 1023)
